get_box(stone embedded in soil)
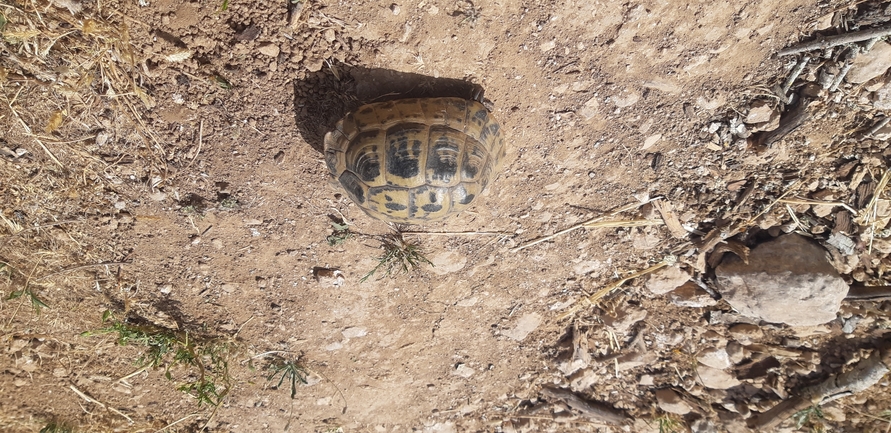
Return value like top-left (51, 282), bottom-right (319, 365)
top-left (453, 363), bottom-right (475, 378)
top-left (341, 327), bottom-right (367, 339)
top-left (642, 134), bottom-right (661, 149)
top-left (646, 265), bottom-right (691, 295)
top-left (667, 281), bottom-right (717, 307)
top-left (429, 251), bottom-right (467, 275)
top-left (613, 88), bottom-right (641, 108)
top-left (696, 364), bottom-right (740, 389)
top-left (501, 313), bottom-right (541, 341)
top-left (745, 100), bottom-right (776, 124)
top-left (714, 234), bottom-right (848, 327)
top-left (258, 43), bottom-right (280, 57)
top-left (696, 346), bottom-right (731, 369)
top-left (727, 323), bottom-right (762, 345)
top-left (696, 95), bottom-right (725, 111)
top-left (847, 41), bottom-right (891, 84)
top-left (655, 388), bottom-right (692, 415)
top-left (578, 97), bottom-right (600, 120)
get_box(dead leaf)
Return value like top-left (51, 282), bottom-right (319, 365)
top-left (45, 110), bottom-right (64, 133)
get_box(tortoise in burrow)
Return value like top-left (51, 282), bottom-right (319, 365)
top-left (323, 97), bottom-right (505, 224)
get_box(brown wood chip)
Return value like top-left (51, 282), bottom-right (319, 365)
top-left (834, 210), bottom-right (854, 235)
top-left (653, 199), bottom-right (687, 239)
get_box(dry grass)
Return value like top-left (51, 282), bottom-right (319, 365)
top-left (0, 3), bottom-right (160, 430)
top-left (0, 0), bottom-right (156, 315)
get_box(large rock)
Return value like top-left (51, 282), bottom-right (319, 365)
top-left (715, 234), bottom-right (848, 326)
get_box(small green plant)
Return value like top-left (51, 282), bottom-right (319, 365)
top-left (655, 413), bottom-right (685, 433)
top-left (326, 221), bottom-right (352, 246)
top-left (360, 232), bottom-right (432, 282)
top-left (213, 74), bottom-right (232, 89)
top-left (792, 405), bottom-right (826, 432)
top-left (266, 355), bottom-right (308, 398)
top-left (219, 197), bottom-right (238, 209)
top-left (39, 420), bottom-right (75, 433)
top-left (83, 313), bottom-right (233, 406)
top-left (6, 287), bottom-right (49, 313)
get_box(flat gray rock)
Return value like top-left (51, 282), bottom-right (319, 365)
top-left (655, 388), bottom-right (692, 415)
top-left (715, 234), bottom-right (848, 326)
top-left (848, 41), bottom-right (891, 84)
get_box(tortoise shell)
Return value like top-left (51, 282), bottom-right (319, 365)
top-left (324, 97), bottom-right (505, 224)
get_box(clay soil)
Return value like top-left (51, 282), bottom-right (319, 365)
top-left (2, 0), bottom-right (891, 432)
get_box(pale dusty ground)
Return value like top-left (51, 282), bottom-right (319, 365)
top-left (3, 0), bottom-right (890, 432)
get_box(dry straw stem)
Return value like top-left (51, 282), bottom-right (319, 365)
top-left (1, 0), bottom-right (161, 160)
top-left (557, 257), bottom-right (676, 320)
top-left (511, 198), bottom-right (663, 252)
top-left (855, 170), bottom-right (891, 254)
top-left (69, 384), bottom-right (133, 424)
top-left (778, 197), bottom-right (857, 214)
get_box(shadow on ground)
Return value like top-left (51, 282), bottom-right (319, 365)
top-left (293, 63), bottom-right (484, 152)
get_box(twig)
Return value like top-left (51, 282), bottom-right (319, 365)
top-left (69, 385), bottom-right (134, 423)
top-left (846, 285), bottom-right (891, 301)
top-left (4, 98), bottom-right (64, 167)
top-left (539, 386), bottom-right (629, 425)
top-left (785, 204), bottom-right (808, 233)
top-left (778, 198), bottom-right (857, 214)
top-left (781, 55), bottom-right (810, 100)
top-left (863, 117), bottom-right (890, 139)
top-left (188, 120), bottom-right (203, 168)
top-left (401, 231), bottom-right (513, 237)
top-left (777, 24), bottom-right (891, 56)
top-left (694, 179), bottom-right (800, 270)
top-left (558, 257), bottom-right (675, 320)
top-left (154, 413), bottom-right (200, 432)
top-left (34, 261), bottom-right (128, 281)
top-left (749, 347), bottom-right (891, 430)
top-left (0, 219), bottom-right (84, 250)
top-left (511, 198), bottom-right (659, 252)
top-left (3, 260), bottom-right (41, 329)
top-left (116, 366), bottom-right (149, 382)
top-left (829, 53), bottom-right (856, 92)
top-left (863, 170), bottom-right (891, 254)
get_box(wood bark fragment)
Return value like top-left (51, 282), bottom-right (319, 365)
top-left (748, 347), bottom-right (891, 430)
top-left (777, 24), bottom-right (891, 56)
top-left (863, 116), bottom-right (890, 139)
top-left (748, 98), bottom-right (813, 152)
top-left (540, 386), bottom-right (629, 425)
top-left (653, 199), bottom-right (687, 239)
top-left (846, 285), bottom-right (891, 301)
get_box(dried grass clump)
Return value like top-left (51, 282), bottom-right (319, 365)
top-left (1, 0), bottom-right (159, 163)
top-left (1, 0), bottom-right (152, 326)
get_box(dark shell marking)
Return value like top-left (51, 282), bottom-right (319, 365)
top-left (323, 97), bottom-right (505, 223)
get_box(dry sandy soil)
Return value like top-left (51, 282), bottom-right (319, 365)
top-left (2, 0), bottom-right (891, 432)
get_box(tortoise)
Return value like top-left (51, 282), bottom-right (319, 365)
top-left (323, 97), bottom-right (505, 224)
